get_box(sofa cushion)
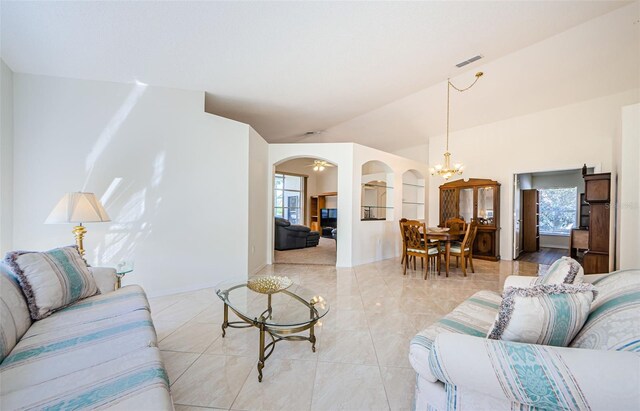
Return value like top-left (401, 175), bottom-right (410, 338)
top-left (571, 269), bottom-right (640, 352)
top-left (0, 264), bottom-right (32, 363)
top-left (0, 346), bottom-right (171, 410)
top-left (487, 283), bottom-right (596, 347)
top-left (409, 290), bottom-right (500, 382)
top-left (23, 285), bottom-right (150, 338)
top-left (5, 246), bottom-right (98, 320)
top-left (1, 285), bottom-right (155, 395)
top-left (0, 308), bottom-right (158, 394)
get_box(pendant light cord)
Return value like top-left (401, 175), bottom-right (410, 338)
top-left (446, 72), bottom-right (483, 152)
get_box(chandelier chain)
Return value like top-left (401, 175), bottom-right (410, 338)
top-left (432, 72), bottom-right (483, 180)
top-left (445, 72), bottom-right (483, 153)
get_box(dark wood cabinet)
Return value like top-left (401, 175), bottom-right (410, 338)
top-left (439, 178), bottom-right (501, 261)
top-left (582, 173), bottom-right (611, 274)
top-left (522, 189), bottom-right (540, 252)
top-left (579, 193), bottom-right (590, 229)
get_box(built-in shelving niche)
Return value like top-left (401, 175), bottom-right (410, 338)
top-left (402, 169), bottom-right (425, 220)
top-left (361, 160), bottom-right (394, 221)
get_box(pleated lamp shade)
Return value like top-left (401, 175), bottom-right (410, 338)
top-left (45, 192), bottom-right (111, 224)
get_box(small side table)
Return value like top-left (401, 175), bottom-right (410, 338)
top-left (115, 262), bottom-right (134, 289)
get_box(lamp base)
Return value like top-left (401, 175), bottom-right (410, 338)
top-left (72, 225), bottom-right (87, 256)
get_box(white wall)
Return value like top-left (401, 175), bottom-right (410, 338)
top-left (352, 144), bottom-right (430, 266)
top-left (12, 73), bottom-right (268, 296)
top-left (0, 60), bottom-right (13, 254)
top-left (423, 89), bottom-right (639, 260)
top-left (270, 143), bottom-right (429, 267)
top-left (248, 127), bottom-right (269, 275)
top-left (316, 166), bottom-right (337, 194)
top-left (617, 103), bottom-right (640, 269)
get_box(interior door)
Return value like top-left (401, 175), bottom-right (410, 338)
top-left (513, 175), bottom-right (521, 259)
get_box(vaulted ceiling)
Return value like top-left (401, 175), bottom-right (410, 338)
top-left (2, 1), bottom-right (637, 152)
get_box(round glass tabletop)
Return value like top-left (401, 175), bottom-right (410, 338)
top-left (215, 280), bottom-right (330, 328)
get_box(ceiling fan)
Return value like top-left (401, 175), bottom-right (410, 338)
top-left (306, 160), bottom-right (335, 172)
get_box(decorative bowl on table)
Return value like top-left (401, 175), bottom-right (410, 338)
top-left (428, 227), bottom-right (450, 233)
top-left (247, 275), bottom-right (293, 294)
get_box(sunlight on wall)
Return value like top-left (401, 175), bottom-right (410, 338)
top-left (151, 152), bottom-right (165, 188)
top-left (100, 177), bottom-right (123, 205)
top-left (92, 152), bottom-right (166, 269)
top-left (83, 81), bottom-right (148, 190)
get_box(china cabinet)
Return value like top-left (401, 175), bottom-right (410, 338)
top-left (439, 178), bottom-right (501, 261)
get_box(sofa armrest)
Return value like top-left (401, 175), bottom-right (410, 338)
top-left (89, 267), bottom-right (117, 294)
top-left (429, 333), bottom-right (640, 410)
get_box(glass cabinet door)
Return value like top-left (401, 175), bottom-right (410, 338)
top-left (477, 186), bottom-right (495, 226)
top-left (459, 188), bottom-right (474, 223)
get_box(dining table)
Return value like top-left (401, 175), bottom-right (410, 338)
top-left (424, 228), bottom-right (464, 277)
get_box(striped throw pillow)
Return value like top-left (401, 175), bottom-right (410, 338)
top-left (536, 256), bottom-right (584, 285)
top-left (487, 283), bottom-right (597, 347)
top-left (5, 246), bottom-right (98, 320)
top-left (570, 269), bottom-right (640, 352)
top-left (0, 263), bottom-right (32, 362)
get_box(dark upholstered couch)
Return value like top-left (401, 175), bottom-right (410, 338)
top-left (274, 218), bottom-right (320, 250)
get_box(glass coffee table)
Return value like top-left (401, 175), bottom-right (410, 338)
top-left (215, 279), bottom-right (329, 382)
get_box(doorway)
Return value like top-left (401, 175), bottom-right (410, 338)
top-left (513, 168), bottom-right (591, 265)
top-left (272, 157), bottom-right (338, 265)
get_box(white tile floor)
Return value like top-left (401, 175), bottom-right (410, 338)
top-left (150, 257), bottom-right (545, 411)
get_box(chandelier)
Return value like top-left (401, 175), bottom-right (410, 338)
top-left (430, 71), bottom-right (483, 180)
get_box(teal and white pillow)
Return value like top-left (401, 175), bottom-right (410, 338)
top-left (5, 246), bottom-right (98, 320)
top-left (536, 256), bottom-right (584, 285)
top-left (570, 269), bottom-right (640, 352)
top-left (487, 283), bottom-right (597, 347)
top-left (0, 263), bottom-right (32, 362)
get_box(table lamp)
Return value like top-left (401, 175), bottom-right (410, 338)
top-left (45, 192), bottom-right (111, 256)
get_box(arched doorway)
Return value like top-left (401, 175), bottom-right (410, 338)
top-left (272, 157), bottom-right (338, 265)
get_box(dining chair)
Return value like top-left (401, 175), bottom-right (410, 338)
top-left (444, 217), bottom-right (467, 232)
top-left (402, 221), bottom-right (439, 279)
top-left (446, 221), bottom-right (478, 276)
top-left (399, 218), bottom-right (408, 265)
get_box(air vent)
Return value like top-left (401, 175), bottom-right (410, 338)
top-left (456, 55), bottom-right (483, 68)
top-left (304, 131), bottom-right (323, 136)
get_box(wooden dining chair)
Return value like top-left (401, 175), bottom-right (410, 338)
top-left (402, 221), bottom-right (439, 279)
top-left (399, 218), bottom-right (408, 265)
top-left (444, 217), bottom-right (467, 232)
top-left (447, 221), bottom-right (478, 276)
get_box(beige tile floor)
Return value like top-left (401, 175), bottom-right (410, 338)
top-left (150, 257), bottom-right (546, 411)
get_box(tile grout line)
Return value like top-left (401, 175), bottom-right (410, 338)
top-left (158, 303), bottom-right (225, 407)
top-left (354, 266), bottom-right (393, 411)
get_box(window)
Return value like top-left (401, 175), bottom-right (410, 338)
top-left (539, 187), bottom-right (577, 235)
top-left (274, 173), bottom-right (305, 225)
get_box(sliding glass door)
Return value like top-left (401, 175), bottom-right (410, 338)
top-left (274, 173), bottom-right (305, 225)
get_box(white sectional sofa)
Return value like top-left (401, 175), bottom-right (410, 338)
top-left (0, 262), bottom-right (173, 410)
top-left (409, 269), bottom-right (640, 410)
